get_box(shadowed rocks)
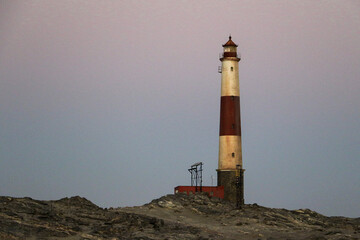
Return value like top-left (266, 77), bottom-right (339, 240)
top-left (0, 194), bottom-right (359, 239)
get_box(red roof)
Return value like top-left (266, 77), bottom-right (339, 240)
top-left (223, 36), bottom-right (238, 47)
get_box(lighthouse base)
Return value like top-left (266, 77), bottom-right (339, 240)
top-left (217, 170), bottom-right (244, 204)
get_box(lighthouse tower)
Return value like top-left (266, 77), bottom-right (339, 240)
top-left (217, 36), bottom-right (244, 204)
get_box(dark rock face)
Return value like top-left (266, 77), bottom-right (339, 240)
top-left (0, 195), bottom-right (196, 239)
top-left (0, 194), bottom-right (359, 240)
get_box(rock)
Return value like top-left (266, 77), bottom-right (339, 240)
top-left (157, 200), bottom-right (176, 208)
top-left (0, 195), bottom-right (359, 240)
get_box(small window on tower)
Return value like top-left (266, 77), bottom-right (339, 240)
top-left (232, 152), bottom-right (235, 157)
top-left (232, 124), bottom-right (235, 129)
top-left (231, 66), bottom-right (233, 71)
top-left (231, 96), bottom-right (235, 100)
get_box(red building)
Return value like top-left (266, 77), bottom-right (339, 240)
top-left (174, 186), bottom-right (224, 199)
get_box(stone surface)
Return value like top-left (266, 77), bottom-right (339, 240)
top-left (217, 170), bottom-right (237, 202)
top-left (0, 194), bottom-right (359, 239)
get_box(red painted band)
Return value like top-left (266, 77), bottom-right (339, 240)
top-left (223, 52), bottom-right (237, 58)
top-left (219, 96), bottom-right (241, 136)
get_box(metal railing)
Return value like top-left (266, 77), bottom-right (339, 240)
top-left (219, 52), bottom-right (241, 59)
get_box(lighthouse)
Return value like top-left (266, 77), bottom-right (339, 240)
top-left (173, 36), bottom-right (243, 203)
top-left (217, 36), bottom-right (244, 204)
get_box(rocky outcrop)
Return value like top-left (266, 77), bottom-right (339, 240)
top-left (0, 195), bottom-right (197, 239)
top-left (1, 194), bottom-right (359, 239)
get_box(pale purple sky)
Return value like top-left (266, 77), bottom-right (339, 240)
top-left (1, 0), bottom-right (359, 217)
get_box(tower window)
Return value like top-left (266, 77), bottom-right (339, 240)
top-left (232, 152), bottom-right (235, 157)
top-left (232, 124), bottom-right (235, 129)
top-left (231, 96), bottom-right (234, 100)
top-left (230, 66), bottom-right (233, 71)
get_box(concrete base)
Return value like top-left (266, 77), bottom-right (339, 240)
top-left (217, 170), bottom-right (244, 204)
top-left (217, 170), bottom-right (236, 202)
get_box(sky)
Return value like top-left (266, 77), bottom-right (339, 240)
top-left (0, 0), bottom-right (359, 217)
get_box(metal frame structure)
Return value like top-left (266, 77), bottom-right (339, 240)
top-left (188, 162), bottom-right (203, 192)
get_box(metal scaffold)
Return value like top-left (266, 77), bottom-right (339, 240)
top-left (188, 162), bottom-right (203, 192)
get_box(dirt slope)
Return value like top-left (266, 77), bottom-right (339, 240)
top-left (0, 194), bottom-right (359, 239)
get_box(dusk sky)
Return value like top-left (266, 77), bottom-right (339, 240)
top-left (1, 0), bottom-right (359, 217)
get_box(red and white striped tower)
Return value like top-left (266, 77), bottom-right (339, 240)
top-left (217, 36), bottom-right (244, 203)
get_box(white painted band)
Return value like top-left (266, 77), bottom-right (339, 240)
top-left (218, 135), bottom-right (242, 170)
top-left (221, 60), bottom-right (240, 97)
